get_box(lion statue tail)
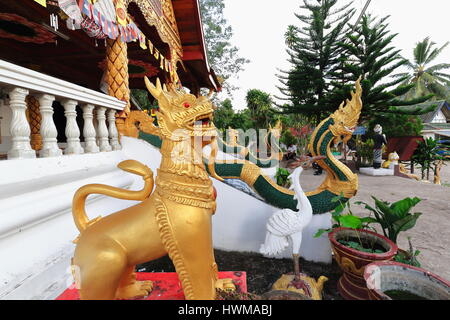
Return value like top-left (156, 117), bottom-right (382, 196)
top-left (72, 160), bottom-right (154, 233)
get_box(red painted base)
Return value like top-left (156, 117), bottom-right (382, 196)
top-left (56, 271), bottom-right (247, 300)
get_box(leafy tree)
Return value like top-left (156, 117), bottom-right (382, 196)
top-left (280, 129), bottom-right (298, 149)
top-left (245, 89), bottom-right (275, 129)
top-left (396, 37), bottom-right (450, 100)
top-left (367, 113), bottom-right (423, 138)
top-left (276, 0), bottom-right (355, 124)
top-left (213, 98), bottom-right (235, 130)
top-left (199, 0), bottom-right (250, 96)
top-left (230, 109), bottom-right (254, 131)
top-left (333, 15), bottom-right (432, 122)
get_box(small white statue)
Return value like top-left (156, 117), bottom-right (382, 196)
top-left (260, 164), bottom-right (312, 280)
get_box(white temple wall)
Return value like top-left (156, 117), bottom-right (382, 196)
top-left (0, 136), bottom-right (331, 300)
top-left (0, 149), bottom-right (141, 299)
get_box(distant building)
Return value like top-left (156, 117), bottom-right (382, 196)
top-left (398, 100), bottom-right (450, 140)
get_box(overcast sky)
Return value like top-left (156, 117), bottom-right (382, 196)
top-left (217, 0), bottom-right (450, 110)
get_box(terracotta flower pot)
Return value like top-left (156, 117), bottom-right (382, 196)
top-left (364, 261), bottom-right (450, 300)
top-left (328, 227), bottom-right (398, 300)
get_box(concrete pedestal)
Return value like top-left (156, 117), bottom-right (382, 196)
top-left (359, 167), bottom-right (394, 176)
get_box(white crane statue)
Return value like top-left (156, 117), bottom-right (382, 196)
top-left (260, 155), bottom-right (325, 286)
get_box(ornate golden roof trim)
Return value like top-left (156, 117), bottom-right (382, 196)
top-left (126, 0), bottom-right (183, 59)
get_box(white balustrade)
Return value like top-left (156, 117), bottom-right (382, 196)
top-left (82, 104), bottom-right (99, 153)
top-left (62, 99), bottom-right (84, 155)
top-left (0, 59), bottom-right (126, 160)
top-left (38, 94), bottom-right (62, 157)
top-left (96, 107), bottom-right (112, 152)
top-left (107, 109), bottom-right (121, 151)
top-left (7, 87), bottom-right (36, 159)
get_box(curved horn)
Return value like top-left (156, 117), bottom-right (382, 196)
top-left (144, 76), bottom-right (162, 99)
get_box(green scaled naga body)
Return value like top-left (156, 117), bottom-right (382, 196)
top-left (139, 79), bottom-right (362, 214)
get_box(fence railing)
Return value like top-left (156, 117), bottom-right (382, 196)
top-left (0, 59), bottom-right (126, 159)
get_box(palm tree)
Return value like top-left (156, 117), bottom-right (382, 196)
top-left (398, 37), bottom-right (450, 100)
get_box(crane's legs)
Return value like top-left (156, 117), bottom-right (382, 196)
top-left (293, 253), bottom-right (301, 280)
top-left (291, 253), bottom-right (311, 297)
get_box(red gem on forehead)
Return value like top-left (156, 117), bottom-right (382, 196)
top-left (183, 102), bottom-right (190, 108)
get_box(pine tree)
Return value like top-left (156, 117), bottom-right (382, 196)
top-left (332, 15), bottom-right (432, 122)
top-left (276, 0), bottom-right (355, 124)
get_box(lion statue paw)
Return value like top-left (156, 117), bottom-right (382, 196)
top-left (215, 278), bottom-right (236, 292)
top-left (115, 280), bottom-right (153, 300)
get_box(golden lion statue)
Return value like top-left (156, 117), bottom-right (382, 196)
top-left (382, 151), bottom-right (399, 169)
top-left (71, 78), bottom-right (234, 300)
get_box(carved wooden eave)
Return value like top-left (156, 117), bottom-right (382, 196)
top-left (126, 0), bottom-right (183, 63)
top-left (171, 0), bottom-right (222, 92)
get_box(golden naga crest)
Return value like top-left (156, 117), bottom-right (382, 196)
top-left (144, 77), bottom-right (217, 141)
top-left (227, 126), bottom-right (240, 146)
top-left (329, 77), bottom-right (363, 140)
top-left (268, 119), bottom-right (282, 139)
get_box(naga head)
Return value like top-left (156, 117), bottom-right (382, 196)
top-left (330, 77), bottom-right (363, 144)
top-left (268, 120), bottom-right (282, 139)
top-left (227, 126), bottom-right (240, 145)
top-left (145, 77), bottom-right (216, 144)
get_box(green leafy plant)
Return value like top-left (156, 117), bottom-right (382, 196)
top-left (412, 137), bottom-right (445, 179)
top-left (393, 237), bottom-right (421, 268)
top-left (356, 137), bottom-right (374, 167)
top-left (314, 194), bottom-right (380, 252)
top-left (368, 114), bottom-right (424, 138)
top-left (355, 196), bottom-right (422, 244)
top-left (274, 168), bottom-right (291, 188)
top-left (280, 129), bottom-right (297, 149)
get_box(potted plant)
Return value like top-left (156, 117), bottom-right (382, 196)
top-left (314, 195), bottom-right (398, 300)
top-left (355, 137), bottom-right (374, 168)
top-left (364, 261), bottom-right (450, 300)
top-left (355, 196), bottom-right (423, 266)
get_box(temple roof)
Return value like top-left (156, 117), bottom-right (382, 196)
top-left (396, 100), bottom-right (450, 123)
top-left (172, 0), bottom-right (221, 92)
top-left (0, 0), bottom-right (220, 93)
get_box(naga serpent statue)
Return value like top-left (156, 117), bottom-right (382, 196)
top-left (215, 121), bottom-right (284, 167)
top-left (71, 77), bottom-right (362, 300)
top-left (139, 78), bottom-right (362, 214)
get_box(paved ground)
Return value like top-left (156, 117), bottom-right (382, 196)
top-left (298, 162), bottom-right (450, 281)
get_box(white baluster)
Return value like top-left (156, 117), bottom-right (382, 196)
top-left (62, 99), bottom-right (84, 155)
top-left (107, 109), bottom-right (121, 150)
top-left (96, 107), bottom-right (111, 152)
top-left (7, 87), bottom-right (36, 159)
top-left (38, 94), bottom-right (62, 157)
top-left (82, 104), bottom-right (99, 153)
